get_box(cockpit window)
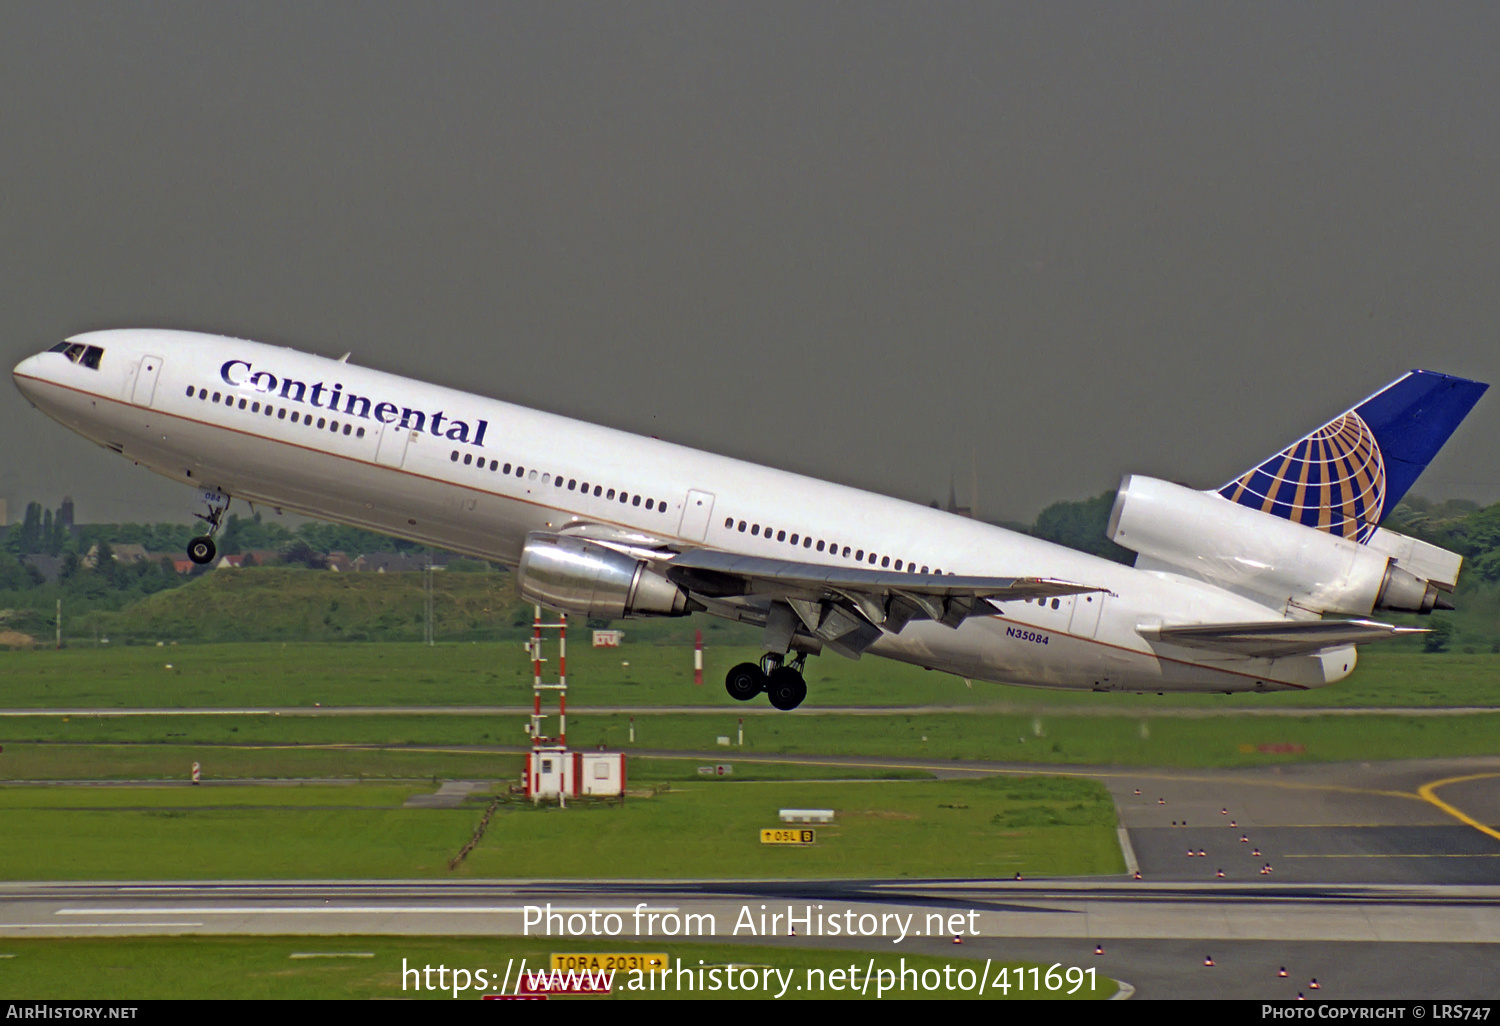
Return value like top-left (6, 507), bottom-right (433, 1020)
top-left (52, 343), bottom-right (104, 369)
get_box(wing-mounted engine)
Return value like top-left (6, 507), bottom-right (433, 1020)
top-left (517, 531), bottom-right (700, 619)
top-left (1108, 475), bottom-right (1458, 616)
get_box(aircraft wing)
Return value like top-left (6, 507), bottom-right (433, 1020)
top-left (1137, 619), bottom-right (1425, 659)
top-left (663, 548), bottom-right (1103, 659)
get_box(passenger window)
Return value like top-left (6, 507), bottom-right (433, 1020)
top-left (463, 454), bottom-right (472, 465)
top-left (1051, 598), bottom-right (1060, 610)
top-left (330, 420), bottom-right (339, 431)
top-left (855, 550), bottom-right (863, 560)
top-left (568, 479), bottom-right (576, 490)
top-left (579, 481), bottom-right (588, 492)
top-left (816, 541), bottom-right (825, 552)
top-left (451, 451), bottom-right (459, 462)
top-left (869, 553), bottom-right (877, 564)
top-left (607, 489), bottom-right (616, 500)
top-left (502, 463), bottom-right (511, 474)
top-left (290, 412), bottom-right (299, 423)
top-left (528, 470), bottom-right (537, 480)
top-left (517, 466), bottom-right (525, 477)
top-left (632, 495), bottom-right (640, 506)
top-left (317, 418), bottom-right (326, 429)
top-left (751, 525), bottom-right (760, 536)
top-left (790, 534), bottom-right (799, 545)
top-left (555, 477), bottom-right (564, 488)
top-left (343, 424), bottom-right (351, 435)
top-left (542, 473), bottom-right (550, 484)
top-left (776, 530), bottom-right (786, 542)
top-left (252, 402), bottom-right (260, 413)
top-left (264, 405), bottom-right (272, 416)
top-left (620, 492), bottom-right (629, 503)
top-left (356, 427), bottom-right (364, 437)
top-left (238, 399), bottom-right (247, 409)
top-left (212, 392), bottom-right (220, 402)
top-left (804, 538), bottom-right (812, 548)
top-left (491, 461), bottom-right (498, 471)
top-left (277, 409), bottom-right (285, 419)
top-left (921, 565), bottom-right (929, 574)
top-left (726, 518), bottom-right (734, 529)
top-left (738, 521), bottom-right (746, 532)
top-left (199, 389), bottom-right (208, 400)
top-left (186, 386), bottom-right (194, 397)
top-left (644, 498), bottom-right (652, 509)
top-left (894, 560), bottom-right (902, 570)
top-left (593, 485), bottom-right (601, 496)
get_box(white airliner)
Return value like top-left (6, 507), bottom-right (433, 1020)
top-left (12, 329), bottom-right (1488, 709)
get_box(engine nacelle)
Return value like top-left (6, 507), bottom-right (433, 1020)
top-left (1107, 476), bottom-right (1455, 615)
top-left (517, 531), bottom-right (696, 619)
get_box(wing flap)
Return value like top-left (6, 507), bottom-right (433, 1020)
top-left (665, 549), bottom-right (1100, 602)
top-left (1138, 618), bottom-right (1425, 658)
top-left (662, 549), bottom-right (1106, 650)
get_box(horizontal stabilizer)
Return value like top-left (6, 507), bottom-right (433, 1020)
top-left (1138, 618), bottom-right (1424, 659)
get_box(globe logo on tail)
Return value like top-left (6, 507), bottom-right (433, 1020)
top-left (1219, 412), bottom-right (1386, 542)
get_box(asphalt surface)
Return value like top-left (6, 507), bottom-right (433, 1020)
top-left (1, 754), bottom-right (1496, 998)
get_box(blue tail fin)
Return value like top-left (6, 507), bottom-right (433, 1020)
top-left (1218, 370), bottom-right (1488, 543)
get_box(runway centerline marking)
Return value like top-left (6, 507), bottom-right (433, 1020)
top-left (1415, 773), bottom-right (1500, 844)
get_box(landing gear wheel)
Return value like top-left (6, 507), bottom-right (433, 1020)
top-left (766, 667), bottom-right (808, 711)
top-left (725, 662), bottom-right (766, 702)
top-left (187, 536), bottom-right (217, 565)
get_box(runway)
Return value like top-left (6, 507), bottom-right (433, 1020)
top-left (0, 879), bottom-right (1495, 999)
top-left (1, 755), bottom-right (1495, 998)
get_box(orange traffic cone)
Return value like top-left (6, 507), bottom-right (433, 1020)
top-left (952, 935), bottom-right (963, 945)
top-left (1204, 956), bottom-right (1215, 967)
top-left (1309, 979), bottom-right (1320, 990)
top-left (1221, 808), bottom-right (1228, 815)
top-left (1133, 871), bottom-right (1142, 880)
top-left (1216, 869), bottom-right (1225, 878)
top-left (1095, 945), bottom-right (1105, 955)
top-left (1278, 968), bottom-right (1288, 978)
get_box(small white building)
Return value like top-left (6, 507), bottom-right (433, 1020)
top-left (592, 629), bottom-right (624, 648)
top-left (526, 750), bottom-right (626, 798)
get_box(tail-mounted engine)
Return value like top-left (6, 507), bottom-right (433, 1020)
top-left (1107, 476), bottom-right (1458, 616)
top-left (517, 531), bottom-right (698, 619)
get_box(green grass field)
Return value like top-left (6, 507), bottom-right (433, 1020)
top-left (2, 641), bottom-right (1498, 710)
top-left (3, 705), bottom-right (1496, 771)
top-left (0, 776), bottom-right (1121, 880)
top-left (0, 936), bottom-right (1116, 1000)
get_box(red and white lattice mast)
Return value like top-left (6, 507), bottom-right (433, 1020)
top-left (528, 605), bottom-right (568, 804)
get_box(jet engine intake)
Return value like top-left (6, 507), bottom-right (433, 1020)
top-left (517, 531), bottom-right (696, 619)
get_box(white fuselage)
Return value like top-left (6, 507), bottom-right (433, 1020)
top-left (12, 329), bottom-right (1354, 693)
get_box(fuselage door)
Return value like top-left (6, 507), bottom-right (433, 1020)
top-left (374, 420), bottom-right (414, 469)
top-left (1068, 591), bottom-right (1107, 638)
top-left (131, 355), bottom-right (163, 407)
top-left (678, 489), bottom-right (716, 541)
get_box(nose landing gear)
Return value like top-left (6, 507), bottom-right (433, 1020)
top-left (187, 490), bottom-right (231, 565)
top-left (723, 652), bottom-right (809, 710)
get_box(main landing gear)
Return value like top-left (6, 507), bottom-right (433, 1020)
top-left (187, 490), bottom-right (231, 565)
top-left (725, 653), bottom-right (808, 711)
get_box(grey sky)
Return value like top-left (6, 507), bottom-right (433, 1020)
top-left (2, 3), bottom-right (1497, 526)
